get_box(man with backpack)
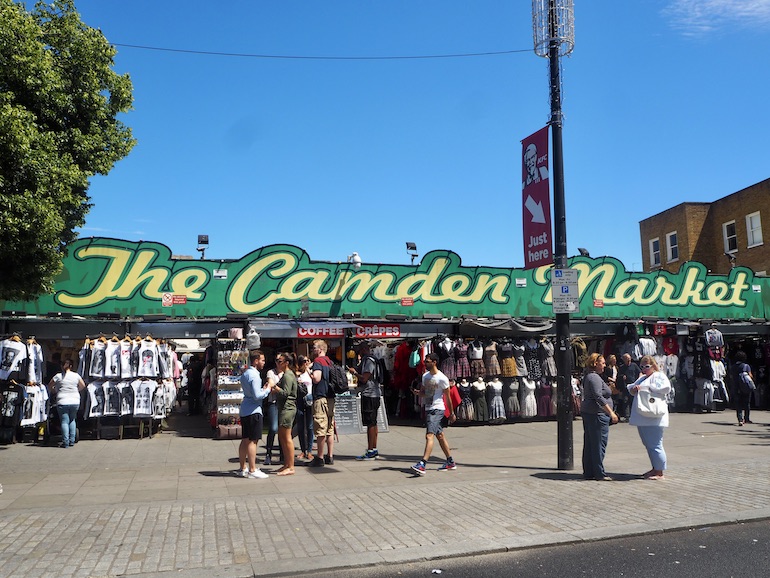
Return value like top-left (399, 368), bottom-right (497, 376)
top-left (348, 341), bottom-right (381, 461)
top-left (309, 339), bottom-right (337, 467)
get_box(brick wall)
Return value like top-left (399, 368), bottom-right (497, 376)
top-left (639, 179), bottom-right (769, 275)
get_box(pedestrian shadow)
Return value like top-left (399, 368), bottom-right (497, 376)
top-left (532, 471), bottom-right (641, 482)
top-left (198, 470), bottom-right (241, 477)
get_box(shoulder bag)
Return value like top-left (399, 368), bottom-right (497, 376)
top-left (636, 388), bottom-right (667, 418)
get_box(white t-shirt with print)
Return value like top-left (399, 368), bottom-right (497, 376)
top-left (422, 370), bottom-right (449, 411)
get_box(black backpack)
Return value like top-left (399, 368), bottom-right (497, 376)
top-left (326, 361), bottom-right (350, 395)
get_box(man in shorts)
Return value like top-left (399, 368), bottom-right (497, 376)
top-left (238, 350), bottom-right (272, 479)
top-left (411, 352), bottom-right (457, 475)
top-left (348, 341), bottom-right (381, 460)
top-left (309, 339), bottom-right (336, 467)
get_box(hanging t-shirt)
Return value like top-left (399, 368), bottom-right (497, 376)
top-left (119, 340), bottom-right (133, 379)
top-left (152, 385), bottom-right (166, 419)
top-left (103, 381), bottom-right (121, 416)
top-left (105, 340), bottom-right (122, 379)
top-left (87, 381), bottom-right (106, 417)
top-left (119, 381), bottom-right (134, 416)
top-left (0, 382), bottom-right (25, 428)
top-left (89, 340), bottom-right (107, 379)
top-left (27, 342), bottom-right (44, 384)
top-left (77, 341), bottom-right (91, 376)
top-left (20, 385), bottom-right (39, 427)
top-left (137, 340), bottom-right (159, 378)
top-left (157, 342), bottom-right (171, 379)
top-left (0, 339), bottom-right (28, 381)
top-left (132, 379), bottom-right (155, 417)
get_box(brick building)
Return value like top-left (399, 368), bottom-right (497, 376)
top-left (639, 178), bottom-right (769, 275)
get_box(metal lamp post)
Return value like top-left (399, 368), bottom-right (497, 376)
top-left (532, 0), bottom-right (575, 470)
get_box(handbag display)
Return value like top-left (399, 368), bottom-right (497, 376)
top-left (636, 388), bottom-right (667, 418)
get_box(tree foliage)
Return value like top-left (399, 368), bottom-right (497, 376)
top-left (0, 0), bottom-right (135, 301)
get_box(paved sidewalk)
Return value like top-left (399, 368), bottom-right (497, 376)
top-left (0, 409), bottom-right (768, 578)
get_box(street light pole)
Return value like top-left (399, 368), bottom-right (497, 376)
top-left (532, 0), bottom-right (574, 470)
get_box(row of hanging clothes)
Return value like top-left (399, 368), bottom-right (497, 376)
top-left (1, 334), bottom-right (49, 443)
top-left (78, 334), bottom-right (179, 381)
top-left (408, 375), bottom-right (559, 425)
top-left (432, 336), bottom-right (559, 380)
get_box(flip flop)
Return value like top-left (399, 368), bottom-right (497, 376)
top-left (647, 474), bottom-right (665, 480)
top-left (276, 469), bottom-right (295, 476)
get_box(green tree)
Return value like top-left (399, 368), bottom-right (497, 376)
top-left (0, 0), bottom-right (135, 301)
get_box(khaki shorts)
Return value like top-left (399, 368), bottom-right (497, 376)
top-left (312, 397), bottom-right (336, 437)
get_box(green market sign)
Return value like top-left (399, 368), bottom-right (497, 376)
top-left (1, 238), bottom-right (766, 321)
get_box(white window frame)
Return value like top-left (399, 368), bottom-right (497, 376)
top-left (666, 231), bottom-right (679, 263)
top-left (746, 212), bottom-right (763, 248)
top-left (649, 237), bottom-right (661, 267)
top-left (723, 220), bottom-right (737, 254)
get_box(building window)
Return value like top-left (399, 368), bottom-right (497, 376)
top-left (746, 212), bottom-right (763, 247)
top-left (666, 231), bottom-right (678, 262)
top-left (723, 221), bottom-right (737, 253)
top-left (649, 238), bottom-right (661, 267)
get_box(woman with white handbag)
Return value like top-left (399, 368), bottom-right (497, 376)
top-left (628, 355), bottom-right (671, 480)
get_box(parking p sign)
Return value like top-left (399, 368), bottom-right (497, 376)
top-left (551, 268), bottom-right (579, 314)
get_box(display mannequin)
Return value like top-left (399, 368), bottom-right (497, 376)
top-left (487, 377), bottom-right (505, 422)
top-left (519, 377), bottom-right (537, 418)
top-left (456, 378), bottom-right (474, 421)
top-left (471, 376), bottom-right (488, 422)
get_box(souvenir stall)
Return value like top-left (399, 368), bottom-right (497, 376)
top-left (0, 334), bottom-right (48, 444)
top-left (76, 334), bottom-right (178, 439)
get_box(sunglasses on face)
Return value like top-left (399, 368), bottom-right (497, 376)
top-left (641, 365), bottom-right (652, 370)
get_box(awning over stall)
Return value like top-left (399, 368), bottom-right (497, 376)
top-left (459, 317), bottom-right (554, 338)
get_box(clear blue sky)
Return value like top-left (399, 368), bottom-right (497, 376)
top-left (62, 0), bottom-right (770, 270)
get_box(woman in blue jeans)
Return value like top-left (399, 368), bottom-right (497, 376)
top-left (580, 353), bottom-right (619, 480)
top-left (48, 359), bottom-right (86, 448)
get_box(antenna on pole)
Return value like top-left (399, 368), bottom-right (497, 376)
top-left (532, 0), bottom-right (575, 471)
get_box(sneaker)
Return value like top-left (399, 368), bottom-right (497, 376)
top-left (356, 449), bottom-right (379, 461)
top-left (247, 469), bottom-right (269, 479)
top-left (438, 460), bottom-right (457, 472)
top-left (411, 461), bottom-right (426, 475)
top-left (308, 457), bottom-right (325, 467)
top-left (233, 468), bottom-right (248, 478)
top-left (263, 453), bottom-right (272, 466)
top-left (324, 455), bottom-right (334, 465)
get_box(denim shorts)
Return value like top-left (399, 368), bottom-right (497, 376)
top-left (426, 409), bottom-right (444, 435)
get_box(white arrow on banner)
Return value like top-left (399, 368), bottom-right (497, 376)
top-left (525, 195), bottom-right (546, 224)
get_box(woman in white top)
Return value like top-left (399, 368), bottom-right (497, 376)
top-left (628, 355), bottom-right (671, 480)
top-left (48, 359), bottom-right (86, 448)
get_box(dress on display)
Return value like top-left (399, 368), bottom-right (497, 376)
top-left (539, 339), bottom-right (558, 377)
top-left (469, 342), bottom-right (485, 379)
top-left (499, 342), bottom-right (517, 377)
top-left (454, 342), bottom-right (472, 379)
top-left (456, 381), bottom-right (475, 421)
top-left (471, 379), bottom-right (488, 422)
top-left (512, 342), bottom-right (528, 376)
top-left (437, 338), bottom-right (456, 380)
top-left (487, 380), bottom-right (505, 421)
top-left (519, 378), bottom-right (537, 418)
top-left (506, 382), bottom-right (520, 417)
top-left (484, 342), bottom-right (501, 376)
top-left (537, 382), bottom-right (553, 417)
top-left (523, 340), bottom-right (543, 380)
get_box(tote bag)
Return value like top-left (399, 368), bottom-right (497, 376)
top-left (637, 388), bottom-right (667, 418)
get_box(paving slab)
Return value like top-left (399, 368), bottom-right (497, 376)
top-left (0, 409), bottom-right (768, 577)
